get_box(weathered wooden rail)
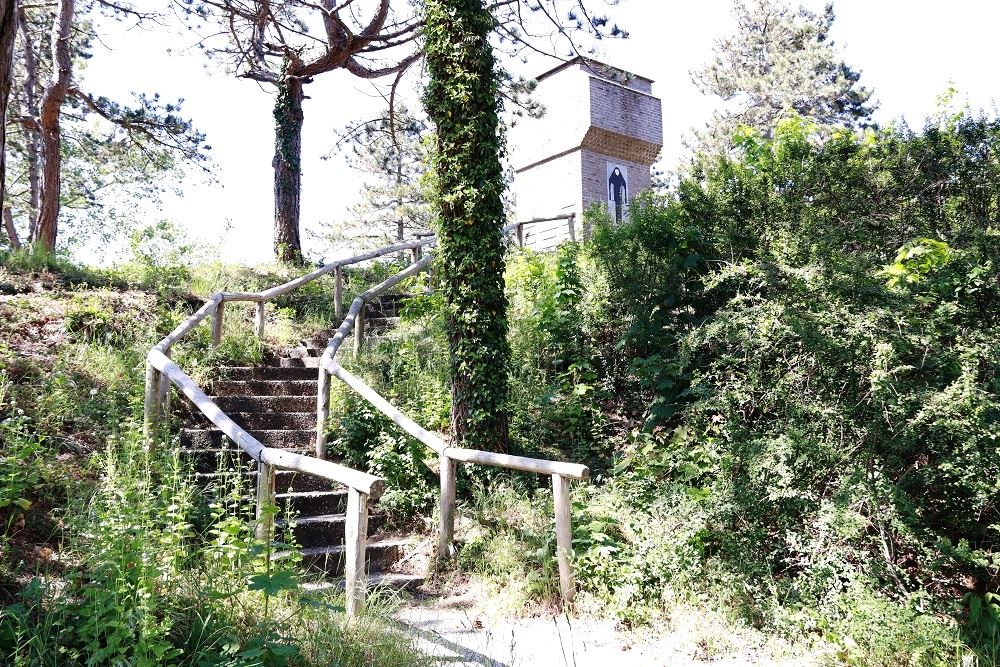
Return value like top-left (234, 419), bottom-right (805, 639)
top-left (316, 220), bottom-right (588, 605)
top-left (144, 221), bottom-right (587, 615)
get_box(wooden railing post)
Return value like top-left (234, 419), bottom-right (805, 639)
top-left (255, 302), bottom-right (266, 339)
top-left (567, 214), bottom-right (577, 242)
top-left (255, 459), bottom-right (276, 543)
top-left (334, 266), bottom-right (343, 319)
top-left (212, 301), bottom-right (225, 348)
top-left (157, 349), bottom-right (172, 420)
top-left (438, 454), bottom-right (457, 562)
top-left (345, 488), bottom-right (369, 618)
top-left (142, 361), bottom-right (161, 449)
top-left (552, 473), bottom-right (575, 606)
top-left (316, 369), bottom-right (330, 459)
top-left (516, 223), bottom-right (525, 248)
top-left (353, 304), bottom-right (365, 356)
top-left (410, 246), bottom-right (421, 264)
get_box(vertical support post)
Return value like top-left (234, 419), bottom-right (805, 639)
top-left (552, 473), bottom-right (575, 606)
top-left (255, 459), bottom-right (276, 543)
top-left (142, 361), bottom-right (161, 450)
top-left (334, 266), bottom-right (343, 319)
top-left (212, 301), bottom-right (225, 348)
top-left (255, 302), bottom-right (266, 339)
top-left (410, 246), bottom-right (421, 264)
top-left (516, 223), bottom-right (524, 248)
top-left (316, 368), bottom-right (330, 459)
top-left (438, 453), bottom-right (457, 561)
top-left (345, 488), bottom-right (369, 618)
top-left (567, 214), bottom-right (577, 242)
top-left (353, 304), bottom-right (366, 356)
top-left (157, 356), bottom-right (171, 421)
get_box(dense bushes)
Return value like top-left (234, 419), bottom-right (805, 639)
top-left (580, 113), bottom-right (1000, 662)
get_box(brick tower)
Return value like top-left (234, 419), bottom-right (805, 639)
top-left (510, 57), bottom-right (663, 248)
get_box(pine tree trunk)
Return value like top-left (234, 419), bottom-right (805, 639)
top-left (272, 74), bottom-right (304, 263)
top-left (0, 0), bottom-right (17, 227)
top-left (395, 152), bottom-right (404, 242)
top-left (32, 0), bottom-right (73, 252)
top-left (18, 6), bottom-right (40, 219)
top-left (425, 0), bottom-right (510, 453)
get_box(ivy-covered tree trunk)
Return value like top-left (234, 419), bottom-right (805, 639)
top-left (272, 73), bottom-right (304, 263)
top-left (424, 0), bottom-right (510, 453)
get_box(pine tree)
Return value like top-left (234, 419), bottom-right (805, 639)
top-left (691, 0), bottom-right (875, 153)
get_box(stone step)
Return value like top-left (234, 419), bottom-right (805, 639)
top-left (279, 357), bottom-right (321, 369)
top-left (188, 411), bottom-right (317, 430)
top-left (281, 538), bottom-right (408, 577)
top-left (212, 380), bottom-right (318, 397)
top-left (369, 292), bottom-right (410, 312)
top-left (300, 337), bottom-right (329, 352)
top-left (181, 429), bottom-right (315, 449)
top-left (193, 471), bottom-right (338, 494)
top-left (302, 573), bottom-right (424, 593)
top-left (181, 446), bottom-right (314, 474)
top-left (364, 316), bottom-right (401, 333)
top-left (277, 513), bottom-right (386, 549)
top-left (219, 366), bottom-right (317, 381)
top-left (213, 395), bottom-right (315, 414)
top-left (278, 490), bottom-right (349, 516)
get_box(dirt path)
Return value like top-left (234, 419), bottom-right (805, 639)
top-left (393, 591), bottom-right (822, 667)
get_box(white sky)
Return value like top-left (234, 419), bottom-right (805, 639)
top-left (80, 0), bottom-right (1000, 264)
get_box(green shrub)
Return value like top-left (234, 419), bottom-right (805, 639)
top-left (573, 112), bottom-right (1000, 662)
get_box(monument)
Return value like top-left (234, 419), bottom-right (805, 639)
top-left (510, 57), bottom-right (664, 249)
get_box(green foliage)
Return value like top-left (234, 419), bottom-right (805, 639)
top-left (424, 0), bottom-right (511, 451)
top-left (505, 246), bottom-right (610, 467)
top-left (326, 298), bottom-right (446, 521)
top-left (691, 0), bottom-right (874, 153)
top-left (0, 406), bottom-right (46, 527)
top-left (880, 237), bottom-right (953, 287)
top-left (567, 111), bottom-right (1000, 663)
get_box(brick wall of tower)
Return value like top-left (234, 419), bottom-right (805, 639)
top-left (580, 149), bottom-right (650, 219)
top-left (587, 77), bottom-right (663, 156)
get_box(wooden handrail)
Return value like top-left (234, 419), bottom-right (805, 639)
top-left (314, 217), bottom-right (587, 606)
top-left (143, 218), bottom-right (583, 615)
top-left (147, 349), bottom-right (385, 496)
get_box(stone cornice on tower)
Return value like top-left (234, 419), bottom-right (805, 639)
top-left (581, 127), bottom-right (662, 165)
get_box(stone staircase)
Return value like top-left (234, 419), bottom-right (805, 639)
top-left (177, 293), bottom-right (422, 590)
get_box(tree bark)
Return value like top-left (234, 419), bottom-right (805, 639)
top-left (32, 0), bottom-right (73, 251)
top-left (18, 6), bottom-right (40, 221)
top-left (0, 0), bottom-right (17, 231)
top-left (272, 73), bottom-right (304, 263)
top-left (2, 208), bottom-right (19, 248)
top-left (395, 150), bottom-right (404, 242)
